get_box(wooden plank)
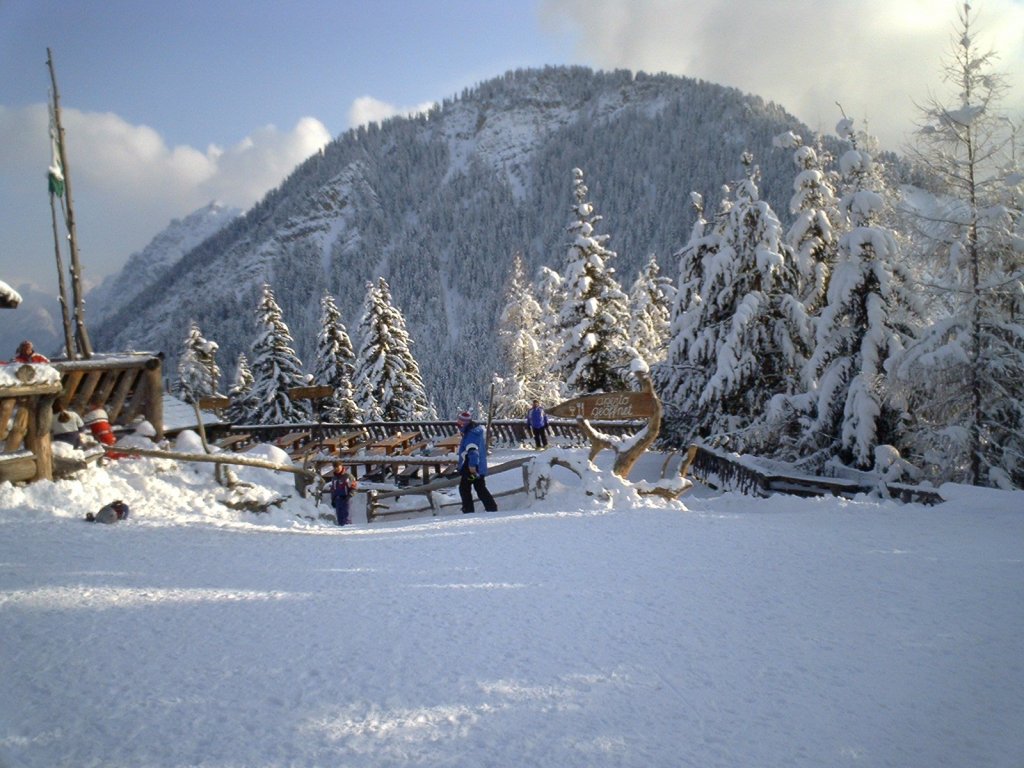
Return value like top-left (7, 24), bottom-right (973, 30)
top-left (198, 396), bottom-right (231, 411)
top-left (287, 385), bottom-right (333, 401)
top-left (95, 372), bottom-right (120, 412)
top-left (4, 405), bottom-right (29, 452)
top-left (0, 454), bottom-right (36, 483)
top-left (548, 391), bottom-right (658, 420)
top-left (0, 398), bottom-right (14, 440)
top-left (215, 433), bottom-right (251, 451)
top-left (0, 381), bottom-right (63, 399)
top-left (108, 368), bottom-right (140, 421)
top-left (433, 434), bottom-right (462, 452)
top-left (62, 370), bottom-right (86, 409)
top-left (275, 431), bottom-right (310, 451)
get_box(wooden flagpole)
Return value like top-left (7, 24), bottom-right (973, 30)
top-left (46, 48), bottom-right (93, 358)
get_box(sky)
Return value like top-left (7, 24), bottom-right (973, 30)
top-left (1, 0), bottom-right (1023, 293)
top-left (2, 433), bottom-right (1023, 766)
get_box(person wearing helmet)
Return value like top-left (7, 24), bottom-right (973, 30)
top-left (330, 462), bottom-right (357, 526)
top-left (455, 411), bottom-right (497, 514)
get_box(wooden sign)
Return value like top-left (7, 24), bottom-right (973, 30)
top-left (287, 385), bottom-right (334, 401)
top-left (197, 396), bottom-right (231, 411)
top-left (548, 391), bottom-right (658, 420)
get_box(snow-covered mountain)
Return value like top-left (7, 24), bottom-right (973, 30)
top-left (91, 66), bottom-right (822, 414)
top-left (86, 201), bottom-right (240, 325)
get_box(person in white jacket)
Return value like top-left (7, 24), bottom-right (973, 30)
top-left (51, 402), bottom-right (85, 449)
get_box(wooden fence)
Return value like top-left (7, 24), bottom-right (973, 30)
top-left (688, 443), bottom-right (944, 505)
top-left (52, 353), bottom-right (165, 439)
top-left (0, 366), bottom-right (63, 482)
top-left (0, 353), bottom-right (164, 484)
top-left (230, 419), bottom-right (643, 448)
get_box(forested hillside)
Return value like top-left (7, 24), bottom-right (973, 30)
top-left (92, 66), bottom-right (819, 413)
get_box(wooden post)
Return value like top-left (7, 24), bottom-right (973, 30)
top-left (29, 394), bottom-right (58, 481)
top-left (49, 187), bottom-right (76, 358)
top-left (143, 363), bottom-right (164, 440)
top-left (4, 402), bottom-right (29, 453)
top-left (47, 48), bottom-right (92, 358)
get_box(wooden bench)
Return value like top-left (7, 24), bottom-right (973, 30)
top-left (315, 430), bottom-right (368, 456)
top-left (432, 434), bottom-right (462, 453)
top-left (275, 431), bottom-right (311, 454)
top-left (400, 438), bottom-right (430, 455)
top-left (368, 430), bottom-right (423, 456)
top-left (215, 433), bottom-right (251, 452)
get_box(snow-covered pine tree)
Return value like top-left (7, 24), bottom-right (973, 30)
top-left (628, 255), bottom-right (675, 366)
top-left (655, 191), bottom-right (719, 444)
top-left (226, 352), bottom-right (254, 424)
top-left (176, 321), bottom-right (222, 404)
top-left (893, 3), bottom-right (1024, 488)
top-left (683, 155), bottom-right (805, 448)
top-left (352, 277), bottom-right (434, 421)
top-left (799, 120), bottom-right (919, 470)
top-left (493, 254), bottom-right (550, 416)
top-left (312, 293), bottom-right (360, 422)
top-left (245, 284), bottom-right (311, 425)
top-left (556, 167), bottom-right (633, 395)
top-left (773, 130), bottom-right (841, 323)
top-left (533, 265), bottom-right (567, 402)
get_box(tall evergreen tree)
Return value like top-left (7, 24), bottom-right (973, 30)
top-left (352, 277), bottom-right (434, 421)
top-left (226, 352), bottom-right (254, 424)
top-left (493, 254), bottom-right (550, 416)
top-left (628, 255), bottom-right (674, 366)
top-left (533, 265), bottom-right (567, 401)
top-left (246, 284), bottom-right (310, 425)
top-left (893, 3), bottom-right (1024, 488)
top-left (556, 167), bottom-right (632, 394)
top-left (773, 130), bottom-right (841, 323)
top-left (799, 121), bottom-right (919, 470)
top-left (176, 321), bottom-right (221, 404)
top-left (655, 191), bottom-right (722, 443)
top-left (680, 156), bottom-right (805, 447)
top-left (313, 293), bottom-right (360, 422)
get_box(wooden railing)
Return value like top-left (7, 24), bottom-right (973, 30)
top-left (230, 419), bottom-right (643, 448)
top-left (688, 443), bottom-right (944, 505)
top-left (51, 353), bottom-right (164, 438)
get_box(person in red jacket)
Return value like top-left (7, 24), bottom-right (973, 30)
top-left (14, 340), bottom-right (49, 363)
top-left (83, 398), bottom-right (124, 458)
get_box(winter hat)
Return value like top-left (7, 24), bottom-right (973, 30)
top-left (456, 410), bottom-right (472, 427)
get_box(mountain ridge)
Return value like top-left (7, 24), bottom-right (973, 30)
top-left (91, 66), bottom-right (822, 414)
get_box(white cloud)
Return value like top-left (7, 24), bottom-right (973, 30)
top-left (347, 96), bottom-right (435, 129)
top-left (0, 105), bottom-right (330, 290)
top-left (540, 0), bottom-right (1024, 150)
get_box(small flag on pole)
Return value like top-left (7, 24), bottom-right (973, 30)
top-left (48, 104), bottom-right (65, 198)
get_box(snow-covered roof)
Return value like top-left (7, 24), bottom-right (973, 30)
top-left (162, 393), bottom-right (223, 433)
top-left (0, 279), bottom-right (22, 309)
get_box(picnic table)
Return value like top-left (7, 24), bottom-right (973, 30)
top-left (432, 433), bottom-right (462, 453)
top-left (215, 433), bottom-right (252, 452)
top-left (275, 430), bottom-right (316, 461)
top-left (368, 430), bottom-right (424, 456)
top-left (310, 429), bottom-right (367, 456)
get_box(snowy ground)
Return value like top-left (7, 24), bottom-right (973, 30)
top-left (1, 441), bottom-right (1022, 768)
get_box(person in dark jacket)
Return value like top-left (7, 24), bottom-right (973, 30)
top-left (85, 500), bottom-right (130, 523)
top-left (330, 462), bottom-right (357, 525)
top-left (455, 411), bottom-right (497, 513)
top-left (526, 399), bottom-right (549, 449)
